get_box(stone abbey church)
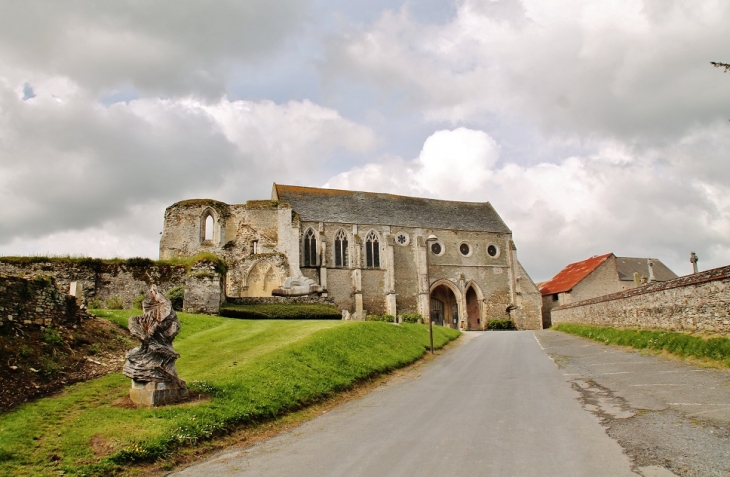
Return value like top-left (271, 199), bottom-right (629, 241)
top-left (160, 184), bottom-right (543, 330)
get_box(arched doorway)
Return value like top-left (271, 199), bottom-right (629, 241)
top-left (466, 286), bottom-right (480, 330)
top-left (430, 283), bottom-right (459, 329)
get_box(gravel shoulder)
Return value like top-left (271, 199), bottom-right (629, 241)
top-left (535, 330), bottom-right (730, 477)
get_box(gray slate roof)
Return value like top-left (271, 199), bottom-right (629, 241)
top-left (615, 257), bottom-right (678, 282)
top-left (272, 184), bottom-right (512, 233)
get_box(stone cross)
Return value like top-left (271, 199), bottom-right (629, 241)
top-left (690, 251), bottom-right (699, 274)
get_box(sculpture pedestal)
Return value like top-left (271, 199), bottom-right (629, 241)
top-left (129, 380), bottom-right (188, 406)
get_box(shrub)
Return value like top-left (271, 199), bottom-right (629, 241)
top-left (125, 257), bottom-right (154, 267)
top-left (220, 303), bottom-right (341, 320)
top-left (487, 319), bottom-right (515, 330)
top-left (105, 296), bottom-right (124, 310)
top-left (132, 294), bottom-right (145, 310)
top-left (41, 328), bottom-right (64, 346)
top-left (365, 314), bottom-right (395, 323)
top-left (401, 313), bottom-right (422, 324)
top-left (166, 286), bottom-right (185, 311)
top-left (38, 356), bottom-right (61, 377)
top-left (87, 299), bottom-right (103, 309)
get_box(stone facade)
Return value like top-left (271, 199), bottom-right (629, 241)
top-left (160, 184), bottom-right (543, 330)
top-left (0, 275), bottom-right (87, 328)
top-left (0, 259), bottom-right (187, 310)
top-left (183, 261), bottom-right (223, 314)
top-left (551, 265), bottom-right (730, 334)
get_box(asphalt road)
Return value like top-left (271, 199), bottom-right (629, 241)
top-left (173, 331), bottom-right (643, 477)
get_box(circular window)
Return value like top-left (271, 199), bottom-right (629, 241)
top-left (430, 242), bottom-right (442, 255)
top-left (395, 232), bottom-right (409, 246)
top-left (459, 243), bottom-right (471, 256)
top-left (487, 244), bottom-right (500, 258)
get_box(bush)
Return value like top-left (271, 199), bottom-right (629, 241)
top-left (105, 296), bottom-right (124, 310)
top-left (220, 303), bottom-right (341, 320)
top-left (365, 314), bottom-right (395, 323)
top-left (41, 328), bottom-right (64, 346)
top-left (487, 319), bottom-right (515, 330)
top-left (400, 313), bottom-right (422, 324)
top-left (87, 299), bottom-right (103, 309)
top-left (165, 286), bottom-right (185, 311)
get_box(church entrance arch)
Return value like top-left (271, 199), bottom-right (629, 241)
top-left (430, 281), bottom-right (460, 329)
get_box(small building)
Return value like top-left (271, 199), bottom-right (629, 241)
top-left (539, 253), bottom-right (677, 328)
top-left (160, 184), bottom-right (543, 329)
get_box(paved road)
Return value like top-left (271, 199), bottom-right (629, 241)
top-left (535, 330), bottom-right (730, 477)
top-left (173, 331), bottom-right (639, 477)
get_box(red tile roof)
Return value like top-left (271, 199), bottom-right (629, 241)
top-left (539, 253), bottom-right (614, 296)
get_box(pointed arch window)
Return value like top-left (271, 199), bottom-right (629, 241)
top-left (204, 215), bottom-right (214, 241)
top-left (365, 231), bottom-right (380, 268)
top-left (303, 228), bottom-right (317, 267)
top-left (334, 230), bottom-right (349, 267)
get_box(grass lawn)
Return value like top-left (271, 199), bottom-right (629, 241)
top-left (553, 323), bottom-right (730, 366)
top-left (0, 312), bottom-right (459, 476)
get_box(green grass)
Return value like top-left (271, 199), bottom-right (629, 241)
top-left (219, 302), bottom-right (342, 320)
top-left (553, 324), bottom-right (730, 366)
top-left (0, 312), bottom-right (459, 476)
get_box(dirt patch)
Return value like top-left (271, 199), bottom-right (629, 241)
top-left (0, 316), bottom-right (133, 412)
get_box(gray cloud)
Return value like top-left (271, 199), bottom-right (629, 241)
top-left (0, 0), bottom-right (310, 97)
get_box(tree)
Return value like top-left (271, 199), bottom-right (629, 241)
top-left (711, 61), bottom-right (730, 73)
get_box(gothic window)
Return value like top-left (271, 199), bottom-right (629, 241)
top-left (201, 210), bottom-right (215, 243)
top-left (334, 230), bottom-right (349, 267)
top-left (303, 228), bottom-right (317, 267)
top-left (365, 231), bottom-right (380, 268)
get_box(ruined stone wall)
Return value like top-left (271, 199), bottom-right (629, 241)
top-left (183, 262), bottom-right (223, 314)
top-left (0, 260), bottom-right (187, 309)
top-left (551, 265), bottom-right (730, 333)
top-left (0, 275), bottom-right (85, 329)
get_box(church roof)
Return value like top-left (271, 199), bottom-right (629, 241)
top-left (539, 253), bottom-right (614, 296)
top-left (615, 257), bottom-right (677, 282)
top-left (272, 184), bottom-right (512, 233)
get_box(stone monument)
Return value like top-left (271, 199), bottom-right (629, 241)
top-left (123, 285), bottom-right (188, 406)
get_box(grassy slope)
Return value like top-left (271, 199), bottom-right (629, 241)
top-left (554, 323), bottom-right (730, 366)
top-left (0, 312), bottom-right (459, 476)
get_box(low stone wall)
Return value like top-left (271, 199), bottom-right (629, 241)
top-left (551, 265), bottom-right (730, 333)
top-left (0, 275), bottom-right (87, 328)
top-left (0, 259), bottom-right (187, 309)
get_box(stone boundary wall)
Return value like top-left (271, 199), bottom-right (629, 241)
top-left (0, 260), bottom-right (187, 310)
top-left (551, 265), bottom-right (730, 333)
top-left (0, 275), bottom-right (87, 329)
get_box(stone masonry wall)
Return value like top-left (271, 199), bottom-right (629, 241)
top-left (551, 265), bottom-right (730, 333)
top-left (0, 275), bottom-right (86, 329)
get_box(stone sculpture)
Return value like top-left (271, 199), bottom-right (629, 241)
top-left (123, 284), bottom-right (188, 406)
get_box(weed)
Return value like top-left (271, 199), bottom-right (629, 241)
top-left (165, 286), bottom-right (185, 311)
top-left (87, 299), bottom-right (103, 309)
top-left (105, 296), bottom-right (125, 310)
top-left (41, 328), bottom-right (64, 346)
top-left (132, 294), bottom-right (145, 310)
top-left (87, 344), bottom-right (100, 355)
top-left (37, 356), bottom-right (61, 377)
top-left (19, 346), bottom-right (31, 358)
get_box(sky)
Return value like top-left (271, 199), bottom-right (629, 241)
top-left (0, 0), bottom-right (729, 282)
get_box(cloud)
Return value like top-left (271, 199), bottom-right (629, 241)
top-left (0, 0), bottom-right (311, 98)
top-left (323, 0), bottom-right (730, 141)
top-left (325, 127), bottom-right (730, 281)
top-left (0, 76), bottom-right (376, 256)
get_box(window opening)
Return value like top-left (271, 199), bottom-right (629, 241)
top-left (365, 231), bottom-right (380, 268)
top-left (334, 230), bottom-right (349, 267)
top-left (487, 244), bottom-right (498, 257)
top-left (430, 242), bottom-right (442, 255)
top-left (204, 215), bottom-right (214, 241)
top-left (252, 240), bottom-right (258, 255)
top-left (460, 243), bottom-right (470, 256)
top-left (303, 229), bottom-right (317, 267)
top-left (396, 232), bottom-right (408, 245)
